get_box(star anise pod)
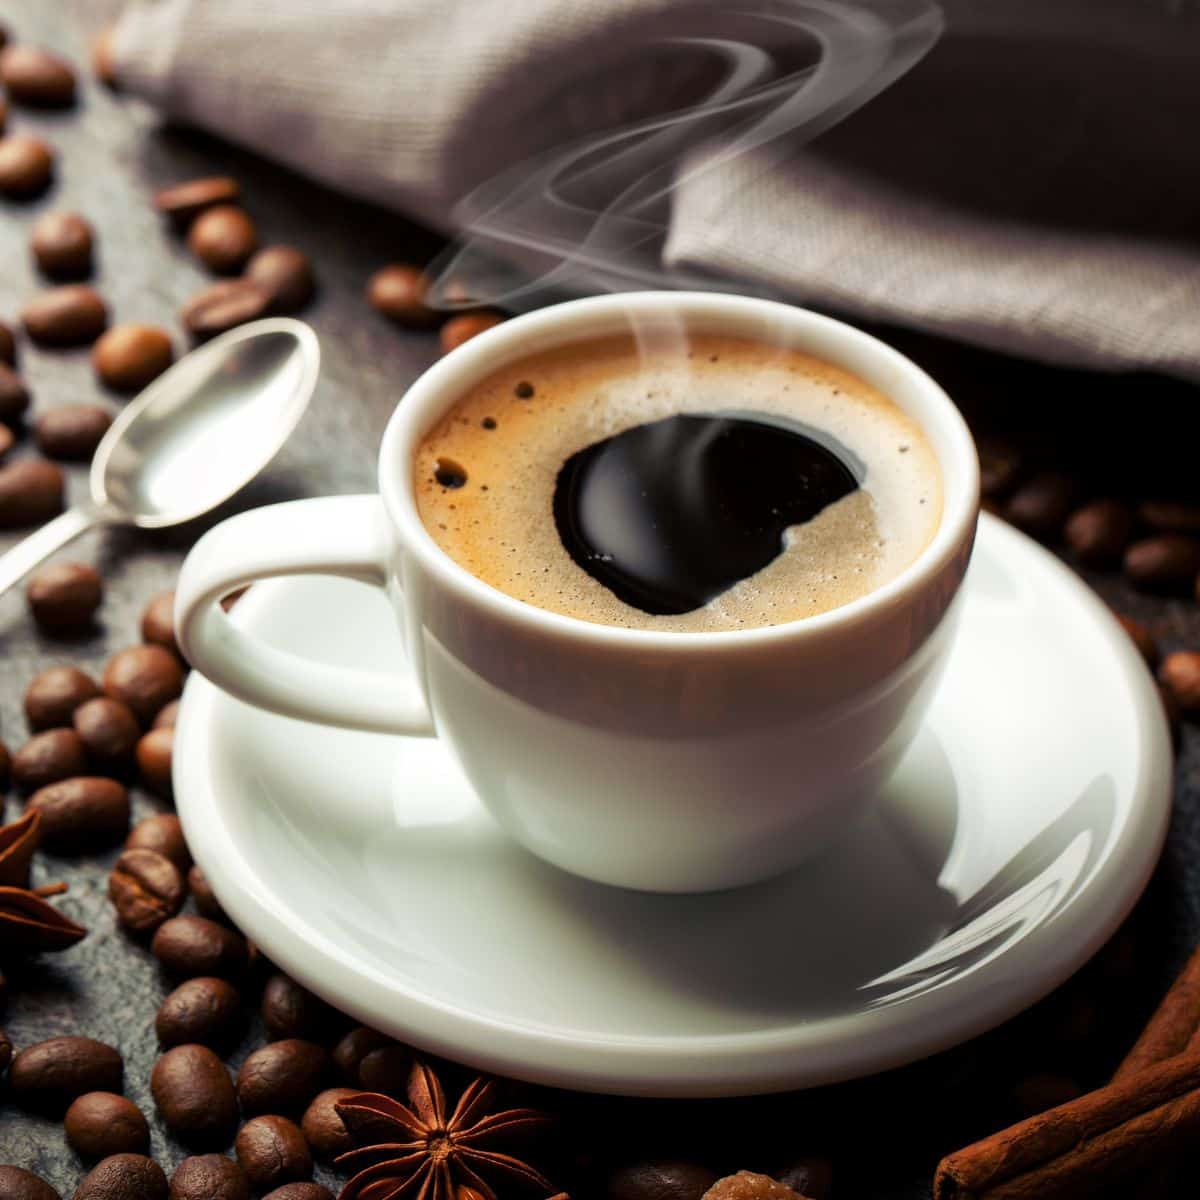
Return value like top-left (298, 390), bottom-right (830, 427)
top-left (336, 1061), bottom-right (554, 1200)
top-left (0, 810), bottom-right (88, 954)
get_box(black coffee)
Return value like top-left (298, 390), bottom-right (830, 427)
top-left (553, 414), bottom-right (860, 615)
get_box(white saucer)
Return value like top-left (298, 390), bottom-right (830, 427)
top-left (175, 513), bottom-right (1172, 1098)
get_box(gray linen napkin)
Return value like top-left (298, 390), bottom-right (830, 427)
top-left (110, 0), bottom-right (1200, 380)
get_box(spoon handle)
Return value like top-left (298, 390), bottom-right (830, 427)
top-left (0, 505), bottom-right (109, 599)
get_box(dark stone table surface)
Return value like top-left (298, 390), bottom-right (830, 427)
top-left (3, 3), bottom-right (1199, 1198)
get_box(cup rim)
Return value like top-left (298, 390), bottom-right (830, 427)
top-left (378, 291), bottom-right (979, 651)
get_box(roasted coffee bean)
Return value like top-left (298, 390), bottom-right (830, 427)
top-left (28, 778), bottom-right (130, 851)
top-left (608, 1162), bottom-right (720, 1200)
top-left (1138, 499), bottom-right (1200, 535)
top-left (169, 1157), bottom-right (250, 1200)
top-left (0, 422), bottom-right (13, 462)
top-left (1160, 652), bottom-right (1200, 718)
top-left (261, 973), bottom-right (336, 1042)
top-left (774, 1157), bottom-right (833, 1200)
top-left (151, 1044), bottom-right (239, 1149)
top-left (65, 1092), bottom-right (151, 1159)
top-left (152, 916), bottom-right (249, 979)
top-left (0, 134), bottom-right (55, 196)
top-left (36, 404), bottom-right (114, 461)
top-left (440, 312), bottom-right (506, 355)
top-left (300, 1088), bottom-right (357, 1160)
top-left (235, 1116), bottom-right (312, 1193)
top-left (180, 279), bottom-right (272, 341)
top-left (12, 728), bottom-right (88, 793)
top-left (357, 1045), bottom-right (410, 1093)
top-left (366, 265), bottom-right (438, 328)
top-left (73, 1156), bottom-right (167, 1200)
top-left (26, 562), bottom-right (103, 633)
top-left (75, 697), bottom-right (141, 765)
top-left (104, 645), bottom-right (184, 725)
top-left (127, 814), bottom-right (190, 871)
top-left (154, 177), bottom-right (241, 227)
top-left (1115, 615), bottom-right (1160, 669)
top-left (1002, 473), bottom-right (1078, 542)
top-left (0, 1167), bottom-right (60, 1200)
top-left (0, 458), bottom-right (65, 528)
top-left (25, 665), bottom-right (101, 730)
top-left (0, 318), bottom-right (15, 365)
top-left (154, 699), bottom-right (181, 730)
top-left (1064, 499), bottom-right (1133, 568)
top-left (246, 246), bottom-right (315, 313)
top-left (156, 977), bottom-right (243, 1049)
top-left (0, 361), bottom-right (30, 423)
top-left (92, 325), bottom-right (174, 393)
top-left (23, 285), bottom-right (108, 347)
top-left (141, 591), bottom-right (178, 654)
top-left (187, 865), bottom-right (226, 922)
top-left (109, 849), bottom-right (186, 934)
top-left (9, 1036), bottom-right (122, 1113)
top-left (188, 206), bottom-right (259, 275)
top-left (1124, 534), bottom-right (1200, 593)
top-left (262, 1186), bottom-right (333, 1200)
top-left (136, 727), bottom-right (174, 795)
top-left (0, 46), bottom-right (77, 107)
top-left (331, 1026), bottom-right (389, 1082)
top-left (31, 211), bottom-right (94, 279)
top-left (237, 1040), bottom-right (329, 1116)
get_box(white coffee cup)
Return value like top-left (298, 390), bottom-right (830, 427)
top-left (176, 292), bottom-right (979, 893)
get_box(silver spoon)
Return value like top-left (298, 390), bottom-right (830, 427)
top-left (0, 318), bottom-right (320, 598)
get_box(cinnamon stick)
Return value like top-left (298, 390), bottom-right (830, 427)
top-left (933, 1051), bottom-right (1200, 1200)
top-left (1112, 942), bottom-right (1200, 1081)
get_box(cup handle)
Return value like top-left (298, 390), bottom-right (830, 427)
top-left (175, 494), bottom-right (435, 736)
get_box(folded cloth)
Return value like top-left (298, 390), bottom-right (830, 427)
top-left (111, 0), bottom-right (1200, 380)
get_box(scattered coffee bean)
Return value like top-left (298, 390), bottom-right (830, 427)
top-left (261, 973), bottom-right (336, 1043)
top-left (65, 1092), bottom-right (151, 1159)
top-left (1138, 499), bottom-right (1200, 535)
top-left (0, 458), bottom-right (65, 528)
top-left (152, 915), bottom-right (249, 979)
top-left (91, 29), bottom-right (117, 88)
top-left (154, 177), bottom-right (241, 227)
top-left (0, 422), bottom-right (13, 462)
top-left (28, 777), bottom-right (130, 852)
top-left (235, 1116), bottom-right (312, 1193)
top-left (0, 318), bottom-right (15, 365)
top-left (75, 697), bottom-right (141, 766)
top-left (188, 205), bottom-right (259, 275)
top-left (609, 1163), bottom-right (719, 1200)
top-left (151, 1044), bottom-right (239, 1149)
top-left (331, 1026), bottom-right (389, 1082)
top-left (136, 727), bottom-right (174, 795)
top-left (26, 562), bottom-right (103, 634)
top-left (169, 1157), bottom-right (251, 1200)
top-left (22, 285), bottom-right (108, 347)
top-left (1064, 499), bottom-right (1133, 568)
top-left (237, 1040), bottom-right (330, 1116)
top-left (0, 361), bottom-right (31, 423)
top-left (9, 1036), bottom-right (123, 1113)
top-left (1124, 534), bottom-right (1200, 593)
top-left (1009, 1071), bottom-right (1083, 1118)
top-left (0, 1167), bottom-right (60, 1200)
top-left (300, 1088), bottom-right (358, 1160)
top-left (701, 1173), bottom-right (803, 1200)
top-left (11, 728), bottom-right (88, 793)
top-left (366, 265), bottom-right (438, 328)
top-left (156, 977), bottom-right (243, 1049)
top-left (73, 1156), bottom-right (167, 1200)
top-left (1002, 473), bottom-right (1078, 542)
top-left (141, 591), bottom-right (178, 655)
top-left (0, 45), bottom-right (77, 107)
top-left (127, 814), bottom-right (190, 872)
top-left (187, 865), bottom-right (226, 922)
top-left (103, 645), bottom-right (184, 725)
top-left (0, 134), bottom-right (55, 196)
top-left (36, 404), bottom-right (114, 461)
top-left (31, 211), bottom-right (94, 279)
top-left (774, 1157), bottom-right (832, 1200)
top-left (25, 665), bottom-right (101, 729)
top-left (439, 312), bottom-right (506, 355)
top-left (357, 1044), bottom-right (410, 1093)
top-left (1160, 652), bottom-right (1200, 718)
top-left (181, 278), bottom-right (272, 341)
top-left (1115, 615), bottom-right (1160, 669)
top-left (246, 246), bottom-right (315, 313)
top-left (262, 1186), bottom-right (333, 1200)
top-left (93, 325), bottom-right (174, 393)
top-left (153, 699), bottom-right (181, 730)
top-left (109, 848), bottom-right (186, 935)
